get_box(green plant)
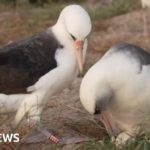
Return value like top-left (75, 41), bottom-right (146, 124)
top-left (89, 0), bottom-right (141, 20)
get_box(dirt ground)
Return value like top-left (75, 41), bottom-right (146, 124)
top-left (0, 3), bottom-right (150, 150)
top-left (22, 78), bottom-right (106, 150)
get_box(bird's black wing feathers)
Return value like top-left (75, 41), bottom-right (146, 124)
top-left (0, 29), bottom-right (63, 94)
top-left (111, 43), bottom-right (150, 66)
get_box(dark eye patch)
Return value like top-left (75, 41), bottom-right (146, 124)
top-left (94, 108), bottom-right (101, 115)
top-left (70, 34), bottom-right (76, 41)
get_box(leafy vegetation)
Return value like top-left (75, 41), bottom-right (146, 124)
top-left (0, 0), bottom-right (142, 22)
top-left (89, 0), bottom-right (141, 20)
top-left (0, 0), bottom-right (86, 6)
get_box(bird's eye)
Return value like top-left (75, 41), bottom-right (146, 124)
top-left (70, 34), bottom-right (76, 41)
top-left (94, 108), bottom-right (101, 115)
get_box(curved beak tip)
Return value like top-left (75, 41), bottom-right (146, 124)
top-left (96, 111), bottom-right (113, 136)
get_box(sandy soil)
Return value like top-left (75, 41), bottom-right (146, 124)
top-left (21, 78), bottom-right (106, 150)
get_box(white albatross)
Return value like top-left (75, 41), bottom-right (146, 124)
top-left (80, 43), bottom-right (150, 146)
top-left (0, 5), bottom-right (91, 143)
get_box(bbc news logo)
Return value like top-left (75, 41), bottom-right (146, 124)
top-left (0, 134), bottom-right (19, 142)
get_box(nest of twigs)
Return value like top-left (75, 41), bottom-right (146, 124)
top-left (0, 79), bottom-right (108, 150)
top-left (0, 114), bottom-right (107, 150)
top-left (62, 121), bottom-right (107, 140)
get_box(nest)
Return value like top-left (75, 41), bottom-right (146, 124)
top-left (62, 121), bottom-right (107, 140)
top-left (0, 79), bottom-right (108, 149)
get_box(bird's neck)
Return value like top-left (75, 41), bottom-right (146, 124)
top-left (40, 60), bottom-right (78, 99)
top-left (50, 23), bottom-right (79, 73)
top-left (51, 20), bottom-right (70, 45)
top-left (47, 22), bottom-right (80, 81)
top-left (55, 47), bottom-right (79, 77)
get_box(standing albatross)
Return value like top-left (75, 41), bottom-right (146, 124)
top-left (0, 5), bottom-right (91, 143)
top-left (80, 43), bottom-right (150, 146)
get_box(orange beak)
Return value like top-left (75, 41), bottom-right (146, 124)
top-left (73, 41), bottom-right (84, 73)
top-left (96, 111), bottom-right (114, 136)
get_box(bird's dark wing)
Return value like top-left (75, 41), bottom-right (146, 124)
top-left (0, 29), bottom-right (63, 94)
top-left (110, 43), bottom-right (150, 67)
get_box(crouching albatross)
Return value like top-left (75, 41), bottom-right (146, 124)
top-left (80, 43), bottom-right (150, 146)
top-left (0, 5), bottom-right (91, 143)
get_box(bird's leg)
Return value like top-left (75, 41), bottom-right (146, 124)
top-left (143, 8), bottom-right (148, 37)
top-left (25, 122), bottom-right (93, 144)
top-left (25, 122), bottom-right (59, 143)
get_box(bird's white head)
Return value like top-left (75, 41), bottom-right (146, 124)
top-left (56, 5), bottom-right (92, 72)
top-left (80, 68), bottom-right (114, 136)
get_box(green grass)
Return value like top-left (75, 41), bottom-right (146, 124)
top-left (1, 114), bottom-right (150, 150)
top-left (73, 139), bottom-right (150, 150)
top-left (71, 112), bottom-right (150, 150)
top-left (48, 134), bottom-right (150, 150)
top-left (0, 0), bottom-right (142, 22)
top-left (31, 0), bottom-right (142, 21)
top-left (0, 114), bottom-right (23, 149)
top-left (49, 110), bottom-right (150, 150)
top-left (71, 132), bottom-right (150, 150)
top-left (0, 105), bottom-right (36, 150)
top-left (26, 0), bottom-right (142, 21)
top-left (0, 0), bottom-right (86, 7)
top-left (27, 15), bottom-right (43, 27)
top-left (89, 0), bottom-right (141, 20)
